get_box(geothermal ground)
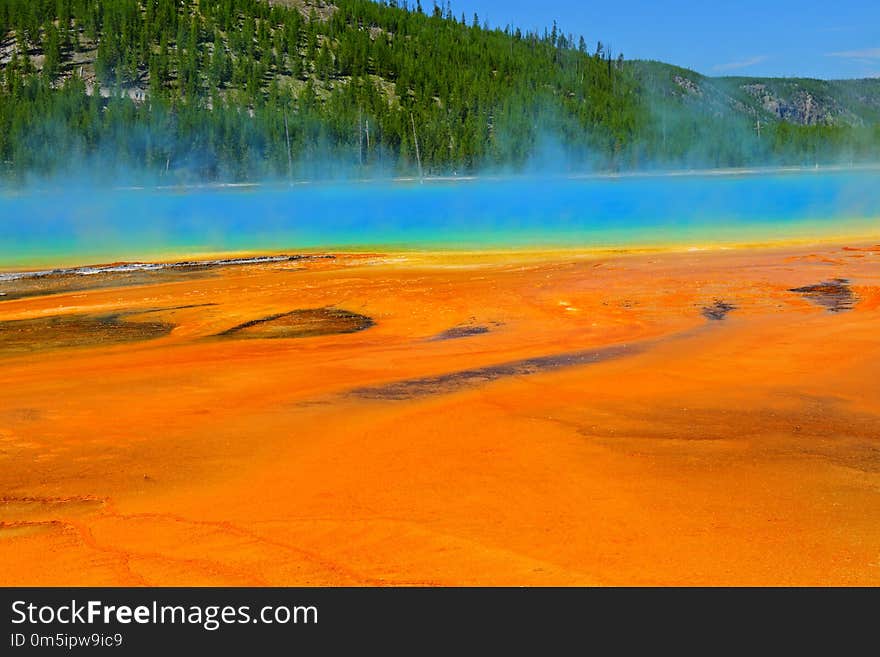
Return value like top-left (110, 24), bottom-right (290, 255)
top-left (1, 243), bottom-right (879, 585)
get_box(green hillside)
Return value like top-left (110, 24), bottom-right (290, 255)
top-left (0, 0), bottom-right (878, 182)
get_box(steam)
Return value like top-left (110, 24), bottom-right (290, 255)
top-left (2, 47), bottom-right (879, 270)
top-left (2, 164), bottom-right (879, 271)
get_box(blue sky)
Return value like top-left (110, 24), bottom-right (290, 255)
top-left (440, 1), bottom-right (880, 79)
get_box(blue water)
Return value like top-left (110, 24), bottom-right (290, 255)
top-left (2, 169), bottom-right (879, 268)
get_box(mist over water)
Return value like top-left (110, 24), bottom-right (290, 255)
top-left (2, 168), bottom-right (879, 269)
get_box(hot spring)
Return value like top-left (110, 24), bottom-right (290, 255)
top-left (2, 167), bottom-right (879, 269)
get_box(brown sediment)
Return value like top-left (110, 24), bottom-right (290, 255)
top-left (789, 278), bottom-right (857, 312)
top-left (1, 495), bottom-right (107, 505)
top-left (0, 268), bottom-right (217, 302)
top-left (429, 324), bottom-right (491, 341)
top-left (1, 496), bottom-right (107, 517)
top-left (1, 243), bottom-right (880, 586)
top-left (216, 307), bottom-right (374, 339)
top-left (561, 398), bottom-right (880, 471)
top-left (701, 299), bottom-right (736, 320)
top-left (0, 254), bottom-right (335, 301)
top-left (0, 311), bottom-right (174, 356)
top-left (352, 342), bottom-right (641, 400)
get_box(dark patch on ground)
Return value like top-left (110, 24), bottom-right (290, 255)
top-left (216, 307), bottom-right (374, 339)
top-left (701, 299), bottom-right (736, 321)
top-left (0, 254), bottom-right (334, 302)
top-left (789, 278), bottom-right (857, 312)
top-left (0, 495), bottom-right (106, 509)
top-left (564, 396), bottom-right (880, 473)
top-left (430, 324), bottom-right (491, 341)
top-left (0, 269), bottom-right (216, 302)
top-left (351, 342), bottom-right (641, 400)
top-left (0, 312), bottom-right (174, 357)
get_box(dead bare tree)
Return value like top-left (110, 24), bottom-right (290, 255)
top-left (410, 112), bottom-right (423, 182)
top-left (284, 113), bottom-right (292, 183)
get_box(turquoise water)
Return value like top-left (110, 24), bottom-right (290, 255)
top-left (1, 169), bottom-right (879, 268)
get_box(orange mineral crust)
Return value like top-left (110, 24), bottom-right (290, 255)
top-left (1, 244), bottom-right (879, 586)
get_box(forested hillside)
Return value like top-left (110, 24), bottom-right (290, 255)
top-left (0, 0), bottom-right (878, 182)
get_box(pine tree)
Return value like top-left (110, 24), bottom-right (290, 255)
top-left (43, 23), bottom-right (61, 82)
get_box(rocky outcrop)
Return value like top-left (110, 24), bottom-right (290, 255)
top-left (673, 74), bottom-right (702, 97)
top-left (635, 60), bottom-right (880, 128)
top-left (741, 84), bottom-right (836, 125)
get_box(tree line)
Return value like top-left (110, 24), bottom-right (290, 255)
top-left (0, 0), bottom-right (877, 182)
